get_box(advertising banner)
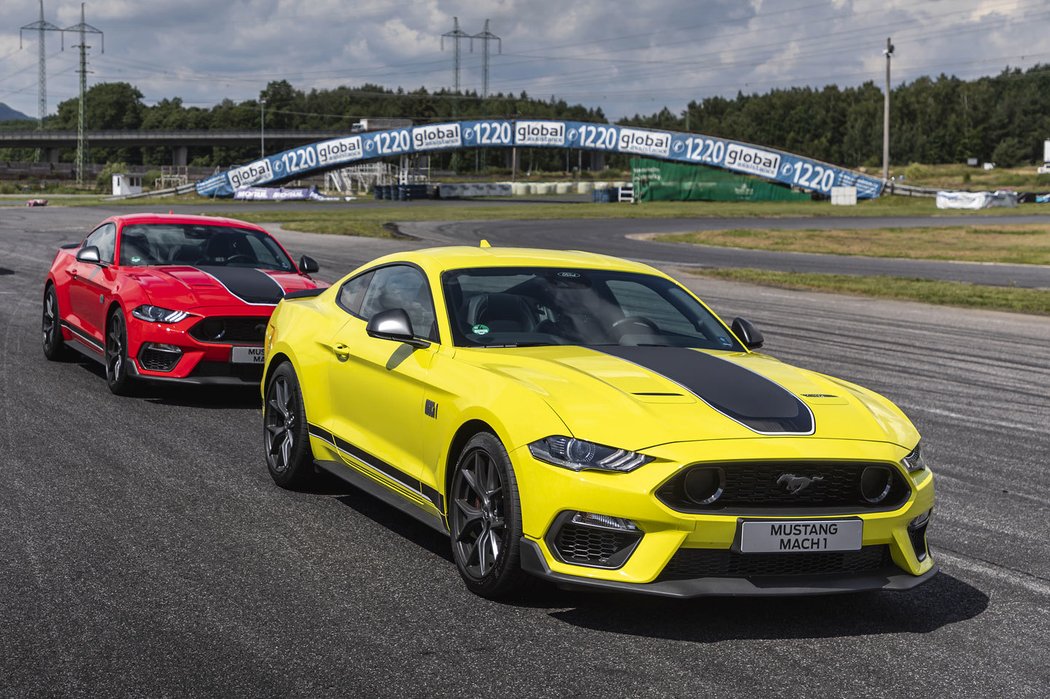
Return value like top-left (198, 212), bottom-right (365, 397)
top-left (198, 119), bottom-right (884, 199)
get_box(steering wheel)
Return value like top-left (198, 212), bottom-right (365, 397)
top-left (612, 316), bottom-right (659, 334)
top-left (224, 254), bottom-right (253, 265)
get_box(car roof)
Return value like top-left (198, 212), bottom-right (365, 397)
top-left (361, 245), bottom-right (664, 277)
top-left (111, 213), bottom-right (268, 233)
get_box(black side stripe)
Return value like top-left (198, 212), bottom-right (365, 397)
top-left (593, 346), bottom-right (815, 435)
top-left (60, 320), bottom-right (104, 352)
top-left (308, 424), bottom-right (444, 512)
top-left (194, 266), bottom-right (285, 305)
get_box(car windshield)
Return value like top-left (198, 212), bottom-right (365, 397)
top-left (442, 267), bottom-right (743, 350)
top-left (118, 223), bottom-right (295, 271)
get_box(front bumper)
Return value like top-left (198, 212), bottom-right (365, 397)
top-left (126, 310), bottom-right (268, 385)
top-left (511, 438), bottom-right (936, 595)
top-left (520, 538), bottom-right (939, 597)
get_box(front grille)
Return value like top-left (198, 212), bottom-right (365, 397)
top-left (189, 317), bottom-right (269, 344)
top-left (657, 545), bottom-right (892, 581)
top-left (190, 361), bottom-right (264, 382)
top-left (657, 461), bottom-right (911, 514)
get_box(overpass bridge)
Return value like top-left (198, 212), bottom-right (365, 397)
top-left (0, 129), bottom-right (344, 165)
top-left (196, 119), bottom-right (885, 199)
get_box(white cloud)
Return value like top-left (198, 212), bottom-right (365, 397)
top-left (0, 0), bottom-right (1045, 120)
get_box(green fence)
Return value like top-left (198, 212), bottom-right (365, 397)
top-left (631, 158), bottom-right (810, 202)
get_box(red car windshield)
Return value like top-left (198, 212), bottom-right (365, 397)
top-left (118, 223), bottom-right (294, 271)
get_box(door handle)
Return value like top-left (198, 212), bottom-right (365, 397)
top-left (324, 342), bottom-right (351, 361)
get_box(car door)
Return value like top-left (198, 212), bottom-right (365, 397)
top-left (68, 222), bottom-right (118, 346)
top-left (324, 264), bottom-right (441, 507)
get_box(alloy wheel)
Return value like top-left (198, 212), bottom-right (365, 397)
top-left (451, 448), bottom-right (507, 579)
top-left (42, 290), bottom-right (57, 350)
top-left (265, 376), bottom-right (296, 473)
top-left (106, 313), bottom-right (125, 381)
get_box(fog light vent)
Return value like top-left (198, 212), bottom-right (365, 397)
top-left (139, 343), bottom-right (182, 372)
top-left (547, 511), bottom-right (643, 569)
top-left (860, 466), bottom-right (893, 504)
top-left (683, 466), bottom-right (725, 506)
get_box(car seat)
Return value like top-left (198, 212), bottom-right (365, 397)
top-left (466, 293), bottom-right (536, 333)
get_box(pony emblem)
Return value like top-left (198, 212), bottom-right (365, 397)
top-left (777, 473), bottom-right (824, 495)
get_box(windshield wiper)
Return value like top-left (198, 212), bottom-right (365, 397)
top-left (478, 341), bottom-right (553, 348)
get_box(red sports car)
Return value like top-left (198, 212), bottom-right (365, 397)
top-left (42, 213), bottom-right (325, 393)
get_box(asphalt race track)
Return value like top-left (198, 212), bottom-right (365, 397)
top-left (2, 205), bottom-right (1049, 697)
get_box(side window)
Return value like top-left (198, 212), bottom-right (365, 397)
top-left (337, 271), bottom-right (374, 316)
top-left (358, 265), bottom-right (438, 341)
top-left (84, 223), bottom-right (116, 264)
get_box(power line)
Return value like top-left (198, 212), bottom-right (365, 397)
top-left (63, 2), bottom-right (103, 186)
top-left (471, 19), bottom-right (501, 99)
top-left (441, 17), bottom-right (469, 93)
top-left (18, 0), bottom-right (64, 128)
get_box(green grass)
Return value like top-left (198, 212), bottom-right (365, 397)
top-left (656, 224), bottom-right (1050, 265)
top-left (224, 196), bottom-right (1043, 238)
top-left (893, 162), bottom-right (1050, 190)
top-left (686, 267), bottom-right (1050, 315)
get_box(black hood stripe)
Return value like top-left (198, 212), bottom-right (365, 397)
top-left (194, 266), bottom-right (285, 305)
top-left (593, 346), bottom-right (814, 435)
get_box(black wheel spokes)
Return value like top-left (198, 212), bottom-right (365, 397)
top-left (265, 377), bottom-right (296, 472)
top-left (107, 316), bottom-right (124, 379)
top-left (453, 449), bottom-right (506, 579)
top-left (42, 294), bottom-right (55, 346)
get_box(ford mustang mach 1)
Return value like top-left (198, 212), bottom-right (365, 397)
top-left (261, 244), bottom-right (935, 598)
top-left (43, 213), bottom-right (323, 393)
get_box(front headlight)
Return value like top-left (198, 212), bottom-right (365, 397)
top-left (902, 443), bottom-right (927, 472)
top-left (528, 436), bottom-right (652, 473)
top-left (132, 305), bottom-right (189, 323)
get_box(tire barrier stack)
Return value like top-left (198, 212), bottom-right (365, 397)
top-left (372, 184), bottom-right (434, 201)
top-left (436, 182), bottom-right (513, 199)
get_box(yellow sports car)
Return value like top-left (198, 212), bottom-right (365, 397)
top-left (262, 244), bottom-right (936, 598)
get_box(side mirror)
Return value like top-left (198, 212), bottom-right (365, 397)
top-left (299, 255), bottom-right (319, 274)
top-left (76, 245), bottom-right (101, 264)
top-left (731, 317), bottom-right (764, 349)
top-left (366, 308), bottom-right (430, 348)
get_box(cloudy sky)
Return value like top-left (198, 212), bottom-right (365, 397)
top-left (0, 0), bottom-right (1045, 121)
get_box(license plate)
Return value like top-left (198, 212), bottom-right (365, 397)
top-left (231, 346), bottom-right (266, 364)
top-left (740, 519), bottom-right (862, 553)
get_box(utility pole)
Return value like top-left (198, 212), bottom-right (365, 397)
top-left (882, 37), bottom-right (894, 184)
top-left (64, 3), bottom-right (104, 187)
top-left (19, 1), bottom-right (64, 142)
top-left (471, 19), bottom-right (501, 99)
top-left (260, 97), bottom-right (267, 158)
top-left (441, 17), bottom-right (469, 93)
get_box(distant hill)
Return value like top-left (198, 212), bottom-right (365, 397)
top-left (0, 103), bottom-right (32, 121)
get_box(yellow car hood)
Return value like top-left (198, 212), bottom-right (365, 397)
top-left (459, 345), bottom-right (917, 451)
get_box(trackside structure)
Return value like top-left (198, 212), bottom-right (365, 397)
top-left (196, 120), bottom-right (885, 199)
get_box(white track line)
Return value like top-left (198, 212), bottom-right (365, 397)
top-left (934, 548), bottom-right (1050, 597)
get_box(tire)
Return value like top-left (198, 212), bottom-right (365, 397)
top-left (42, 285), bottom-right (69, 361)
top-left (105, 307), bottom-right (135, 395)
top-left (263, 362), bottom-right (314, 489)
top-left (448, 432), bottom-right (530, 599)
